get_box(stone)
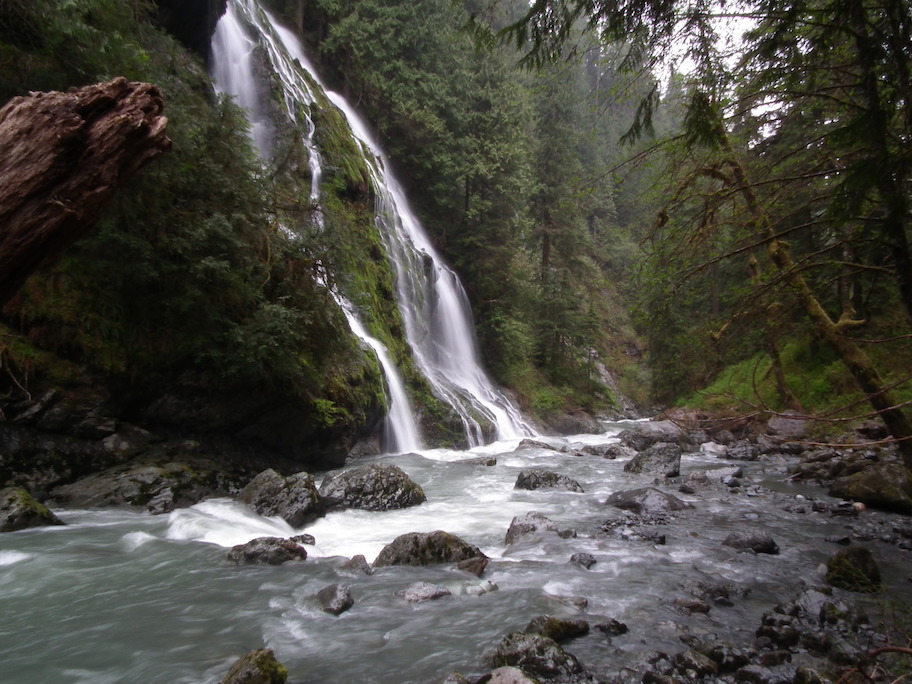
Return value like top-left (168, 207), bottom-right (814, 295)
top-left (674, 597), bottom-right (711, 615)
top-left (0, 486), bottom-right (64, 532)
top-left (723, 531), bottom-right (780, 555)
top-left (505, 511), bottom-right (559, 545)
top-left (457, 456), bottom-right (497, 466)
top-left (456, 556), bottom-right (489, 577)
top-left (316, 584), bottom-right (354, 615)
top-left (828, 463), bottom-right (912, 514)
top-left (569, 552), bottom-right (596, 569)
top-left (477, 666), bottom-right (538, 684)
top-left (238, 469), bottom-right (325, 527)
top-left (227, 537), bottom-right (307, 566)
top-left (318, 463), bottom-right (426, 511)
top-left (395, 581), bottom-right (452, 603)
top-left (825, 546), bottom-right (881, 592)
top-left (373, 530), bottom-right (486, 567)
top-left (674, 649), bottom-right (718, 678)
top-left (605, 487), bottom-right (694, 515)
top-left (219, 648), bottom-right (287, 684)
top-left (700, 441), bottom-right (729, 458)
top-left (487, 632), bottom-right (583, 679)
top-left (595, 443), bottom-right (637, 460)
top-left (340, 554), bottom-right (373, 575)
top-left (766, 411), bottom-right (808, 439)
top-left (595, 619), bottom-right (628, 636)
top-left (624, 442), bottom-right (683, 477)
top-left (543, 410), bottom-right (603, 435)
top-left (523, 615), bottom-right (590, 642)
top-left (514, 470), bottom-right (584, 493)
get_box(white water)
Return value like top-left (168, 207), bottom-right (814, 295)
top-left (4, 430), bottom-right (912, 683)
top-left (210, 0), bottom-right (535, 448)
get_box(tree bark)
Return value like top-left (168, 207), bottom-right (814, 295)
top-left (0, 77), bottom-right (170, 306)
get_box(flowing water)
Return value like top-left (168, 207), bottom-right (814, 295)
top-left (2, 428), bottom-right (911, 683)
top-left (210, 0), bottom-right (534, 448)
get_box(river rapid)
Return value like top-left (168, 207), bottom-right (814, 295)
top-left (2, 424), bottom-right (911, 683)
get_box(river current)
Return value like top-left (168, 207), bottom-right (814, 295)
top-left (2, 424), bottom-right (911, 683)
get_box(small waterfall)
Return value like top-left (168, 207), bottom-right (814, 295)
top-left (211, 0), bottom-right (535, 448)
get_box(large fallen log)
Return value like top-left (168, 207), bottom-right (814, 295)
top-left (0, 77), bottom-right (171, 305)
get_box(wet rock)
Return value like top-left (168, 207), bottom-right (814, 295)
top-left (0, 486), bottom-right (64, 532)
top-left (457, 455), bottom-right (498, 466)
top-left (316, 584), bottom-right (354, 615)
top-left (289, 534), bottom-right (315, 545)
top-left (758, 651), bottom-right (791, 667)
top-left (514, 470), bottom-right (584, 493)
top-left (395, 581), bottom-right (452, 603)
top-left (723, 531), bottom-right (780, 555)
top-left (524, 615), bottom-right (590, 642)
top-left (487, 632), bottom-right (583, 679)
top-left (674, 649), bottom-right (718, 678)
top-left (793, 668), bottom-right (829, 684)
top-left (219, 648), bottom-right (288, 684)
top-left (697, 642), bottom-right (750, 673)
top-left (373, 530), bottom-right (486, 567)
top-left (569, 552), bottom-right (596, 569)
top-left (505, 511), bottom-right (564, 545)
top-left (227, 537), bottom-right (307, 566)
top-left (477, 666), bottom-right (538, 684)
top-left (825, 546), bottom-right (881, 592)
top-left (456, 556), bottom-right (489, 577)
top-left (700, 441), bottom-right (729, 458)
top-left (594, 619), bottom-right (628, 636)
top-left (674, 597), bottom-right (711, 615)
top-left (237, 469), bottom-right (325, 526)
top-left (319, 463), bottom-right (426, 511)
top-left (623, 442), bottom-right (683, 477)
top-left (605, 487), bottom-right (694, 515)
top-left (48, 459), bottom-right (229, 514)
top-left (516, 439), bottom-right (560, 452)
top-left (828, 463), bottom-right (912, 514)
top-left (544, 410), bottom-right (603, 435)
top-left (734, 664), bottom-right (798, 684)
top-left (341, 554), bottom-right (373, 575)
top-left (594, 443), bottom-right (637, 460)
top-left (722, 440), bottom-right (760, 461)
top-left (755, 625), bottom-right (801, 648)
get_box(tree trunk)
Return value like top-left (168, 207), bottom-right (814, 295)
top-left (0, 77), bottom-right (170, 306)
top-left (717, 125), bottom-right (912, 469)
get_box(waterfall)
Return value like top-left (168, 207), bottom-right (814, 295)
top-left (210, 0), bottom-right (535, 448)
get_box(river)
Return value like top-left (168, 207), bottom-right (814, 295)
top-left (2, 424), bottom-right (910, 683)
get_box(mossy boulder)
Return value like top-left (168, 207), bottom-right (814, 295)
top-left (825, 547), bottom-right (881, 593)
top-left (828, 463), bottom-right (912, 514)
top-left (227, 537), bottom-right (308, 566)
top-left (487, 632), bottom-right (583, 679)
top-left (319, 463), bottom-right (426, 512)
top-left (0, 486), bottom-right (63, 532)
top-left (219, 648), bottom-right (288, 684)
top-left (373, 530), bottom-right (486, 567)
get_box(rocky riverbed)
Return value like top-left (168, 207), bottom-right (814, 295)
top-left (2, 416), bottom-right (912, 684)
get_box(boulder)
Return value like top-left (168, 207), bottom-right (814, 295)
top-left (623, 442), bottom-right (683, 477)
top-left (674, 649), bottom-right (718, 678)
top-left (456, 556), bottom-right (489, 577)
top-left (457, 455), bottom-right (498, 466)
top-left (316, 584), bottom-right (354, 615)
top-left (505, 511), bottom-right (562, 545)
top-left (766, 411), bottom-right (809, 439)
top-left (828, 463), bottom-right (912, 514)
top-left (373, 530), bottom-right (486, 567)
top-left (700, 441), bottom-right (729, 458)
top-left (595, 619), bottom-right (628, 636)
top-left (395, 581), bottom-right (452, 603)
top-left (514, 470), bottom-right (584, 493)
top-left (723, 531), bottom-right (780, 555)
top-left (487, 632), bottom-right (583, 679)
top-left (605, 487), bottom-right (694, 515)
top-left (48, 458), bottom-right (232, 514)
top-left (543, 410), bottom-right (603, 435)
top-left (341, 554), bottom-right (373, 575)
top-left (237, 469), bottom-right (325, 526)
top-left (227, 537), bottom-right (307, 566)
top-left (219, 648), bottom-right (288, 684)
top-left (825, 546), bottom-right (881, 593)
top-left (583, 443), bottom-right (636, 460)
top-left (722, 440), bottom-right (759, 461)
top-left (318, 463), bottom-right (426, 511)
top-left (523, 615), bottom-right (590, 642)
top-left (516, 439), bottom-right (560, 452)
top-left (569, 552), bottom-right (596, 569)
top-left (0, 487), bottom-right (64, 532)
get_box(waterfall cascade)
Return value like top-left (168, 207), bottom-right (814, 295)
top-left (210, 0), bottom-right (535, 449)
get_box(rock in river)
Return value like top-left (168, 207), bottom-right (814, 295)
top-left (219, 648), bottom-right (287, 684)
top-left (623, 442), bottom-right (683, 477)
top-left (373, 530), bottom-right (486, 567)
top-left (238, 468), bottom-right (325, 527)
top-left (722, 531), bottom-right (780, 555)
top-left (487, 632), bottom-right (584, 680)
top-left (514, 470), bottom-right (584, 493)
top-left (227, 537), bottom-right (308, 566)
top-left (319, 463), bottom-right (426, 511)
top-left (605, 487), bottom-right (694, 515)
top-left (0, 486), bottom-right (63, 532)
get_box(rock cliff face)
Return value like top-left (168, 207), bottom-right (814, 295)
top-left (156, 0), bottom-right (228, 61)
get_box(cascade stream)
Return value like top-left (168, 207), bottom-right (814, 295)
top-left (211, 0), bottom-right (533, 450)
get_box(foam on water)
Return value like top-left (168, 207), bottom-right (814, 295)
top-left (166, 498), bottom-right (296, 547)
